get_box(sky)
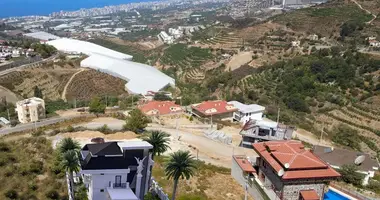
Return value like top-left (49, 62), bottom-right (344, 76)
top-left (0, 0), bottom-right (144, 18)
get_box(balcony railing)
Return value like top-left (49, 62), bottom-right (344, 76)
top-left (113, 183), bottom-right (127, 189)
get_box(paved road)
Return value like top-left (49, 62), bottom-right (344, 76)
top-left (0, 114), bottom-right (91, 135)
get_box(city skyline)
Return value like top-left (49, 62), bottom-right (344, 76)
top-left (0, 0), bottom-right (160, 18)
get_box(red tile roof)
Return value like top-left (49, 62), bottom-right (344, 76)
top-left (252, 140), bottom-right (340, 180)
top-left (300, 190), bottom-right (320, 200)
top-left (233, 156), bottom-right (256, 173)
top-left (191, 100), bottom-right (238, 116)
top-left (138, 101), bottom-right (182, 116)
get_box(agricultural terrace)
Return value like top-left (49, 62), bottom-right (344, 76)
top-left (272, 0), bottom-right (373, 37)
top-left (65, 70), bottom-right (128, 101)
top-left (193, 28), bottom-right (243, 48)
top-left (160, 44), bottom-right (214, 69)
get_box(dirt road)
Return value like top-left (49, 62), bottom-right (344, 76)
top-left (61, 68), bottom-right (85, 101)
top-left (0, 85), bottom-right (21, 103)
top-left (147, 126), bottom-right (257, 168)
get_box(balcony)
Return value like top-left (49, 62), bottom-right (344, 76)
top-left (113, 183), bottom-right (127, 189)
top-left (106, 182), bottom-right (138, 200)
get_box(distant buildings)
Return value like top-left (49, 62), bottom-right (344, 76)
top-left (80, 141), bottom-right (154, 200)
top-left (138, 101), bottom-right (182, 116)
top-left (312, 145), bottom-right (379, 185)
top-left (158, 31), bottom-right (174, 44)
top-left (232, 140), bottom-right (341, 200)
top-left (239, 120), bottom-right (294, 147)
top-left (228, 101), bottom-right (265, 124)
top-left (191, 100), bottom-right (238, 121)
top-left (15, 97), bottom-right (45, 124)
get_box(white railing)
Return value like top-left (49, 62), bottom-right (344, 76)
top-left (150, 177), bottom-right (169, 200)
top-left (66, 172), bottom-right (74, 200)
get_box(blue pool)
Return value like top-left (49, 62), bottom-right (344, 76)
top-left (324, 189), bottom-right (350, 200)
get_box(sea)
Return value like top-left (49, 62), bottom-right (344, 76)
top-left (0, 0), bottom-right (149, 18)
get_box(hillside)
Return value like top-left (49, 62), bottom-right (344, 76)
top-left (65, 70), bottom-right (128, 101)
top-left (272, 0), bottom-right (374, 38)
top-left (0, 59), bottom-right (128, 101)
top-left (0, 137), bottom-right (67, 199)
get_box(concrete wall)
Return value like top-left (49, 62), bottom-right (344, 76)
top-left (231, 157), bottom-right (247, 186)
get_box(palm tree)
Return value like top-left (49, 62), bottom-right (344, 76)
top-left (59, 137), bottom-right (81, 155)
top-left (61, 150), bottom-right (80, 200)
top-left (165, 151), bottom-right (197, 200)
top-left (142, 130), bottom-right (171, 159)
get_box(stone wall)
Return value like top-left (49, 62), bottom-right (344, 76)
top-left (283, 183), bottom-right (325, 200)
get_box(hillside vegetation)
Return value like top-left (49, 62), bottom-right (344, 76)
top-left (272, 0), bottom-right (373, 37)
top-left (160, 44), bottom-right (214, 70)
top-left (0, 137), bottom-right (67, 200)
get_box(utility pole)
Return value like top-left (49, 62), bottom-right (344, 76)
top-left (319, 121), bottom-right (324, 144)
top-left (210, 114), bottom-right (213, 129)
top-left (7, 108), bottom-right (10, 121)
top-left (105, 95), bottom-right (108, 107)
top-left (277, 107), bottom-right (280, 124)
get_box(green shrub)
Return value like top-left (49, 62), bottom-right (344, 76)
top-left (45, 189), bottom-right (60, 200)
top-left (338, 164), bottom-right (365, 186)
top-left (29, 182), bottom-right (38, 191)
top-left (0, 142), bottom-right (10, 152)
top-left (4, 189), bottom-right (18, 199)
top-left (29, 160), bottom-right (44, 174)
top-left (31, 129), bottom-right (44, 137)
top-left (66, 125), bottom-right (75, 132)
top-left (97, 124), bottom-right (112, 134)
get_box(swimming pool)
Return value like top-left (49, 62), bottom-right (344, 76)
top-left (324, 189), bottom-right (350, 200)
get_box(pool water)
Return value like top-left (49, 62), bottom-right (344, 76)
top-left (324, 189), bottom-right (350, 200)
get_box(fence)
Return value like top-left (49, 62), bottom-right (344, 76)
top-left (150, 177), bottom-right (169, 200)
top-left (66, 172), bottom-right (74, 200)
top-left (330, 184), bottom-right (377, 200)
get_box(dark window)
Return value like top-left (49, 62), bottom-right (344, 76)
top-left (100, 173), bottom-right (104, 175)
top-left (100, 189), bottom-right (104, 192)
top-left (115, 175), bottom-right (122, 187)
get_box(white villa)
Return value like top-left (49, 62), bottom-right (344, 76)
top-left (80, 141), bottom-right (154, 200)
top-left (228, 101), bottom-right (265, 124)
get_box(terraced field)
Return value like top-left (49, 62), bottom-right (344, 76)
top-left (0, 65), bottom-right (77, 100)
top-left (185, 68), bottom-right (205, 81)
top-left (160, 44), bottom-right (214, 69)
top-left (65, 70), bottom-right (128, 101)
top-left (199, 32), bottom-right (244, 48)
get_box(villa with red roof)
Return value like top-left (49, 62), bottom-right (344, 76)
top-left (191, 100), bottom-right (238, 120)
top-left (138, 101), bottom-right (182, 116)
top-left (232, 140), bottom-right (341, 200)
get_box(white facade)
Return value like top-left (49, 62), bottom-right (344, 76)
top-left (83, 169), bottom-right (137, 200)
top-left (229, 101), bottom-right (265, 124)
top-left (15, 97), bottom-right (45, 124)
top-left (81, 141), bottom-right (154, 200)
top-left (158, 31), bottom-right (174, 44)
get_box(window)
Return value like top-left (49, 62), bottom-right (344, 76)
top-left (100, 189), bottom-right (104, 192)
top-left (115, 175), bottom-right (122, 187)
top-left (100, 173), bottom-right (104, 175)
